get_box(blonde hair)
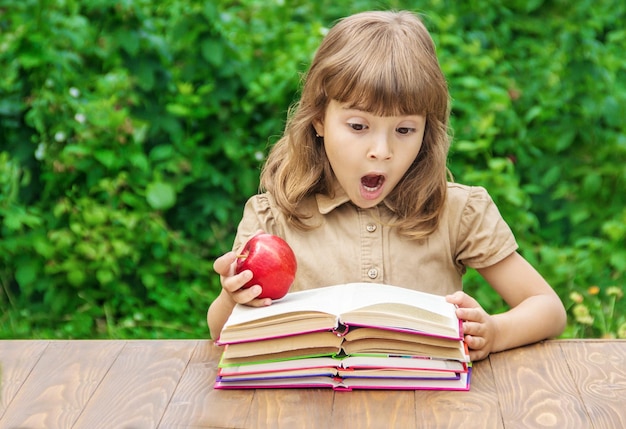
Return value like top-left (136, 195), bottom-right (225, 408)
top-left (260, 10), bottom-right (451, 239)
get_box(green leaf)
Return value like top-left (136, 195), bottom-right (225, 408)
top-left (149, 145), bottom-right (175, 161)
top-left (15, 260), bottom-right (38, 286)
top-left (166, 103), bottom-right (191, 117)
top-left (201, 39), bottom-right (223, 66)
top-left (134, 60), bottom-right (156, 91)
top-left (116, 29), bottom-right (140, 56)
top-left (129, 152), bottom-right (150, 172)
top-left (67, 269), bottom-right (86, 287)
top-left (94, 149), bottom-right (117, 169)
top-left (146, 182), bottom-right (176, 210)
top-left (96, 268), bottom-right (114, 285)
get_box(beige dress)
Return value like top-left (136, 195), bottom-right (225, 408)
top-left (232, 182), bottom-right (518, 297)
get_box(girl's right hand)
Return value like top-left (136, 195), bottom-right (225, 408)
top-left (213, 251), bottom-right (272, 307)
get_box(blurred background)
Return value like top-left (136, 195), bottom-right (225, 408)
top-left (1, 0), bottom-right (624, 339)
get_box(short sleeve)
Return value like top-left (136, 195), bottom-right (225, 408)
top-left (454, 186), bottom-right (518, 269)
top-left (232, 194), bottom-right (283, 252)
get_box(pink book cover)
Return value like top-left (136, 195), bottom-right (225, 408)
top-left (218, 354), bottom-right (469, 377)
top-left (214, 368), bottom-right (471, 391)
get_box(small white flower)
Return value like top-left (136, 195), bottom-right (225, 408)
top-left (75, 113), bottom-right (86, 124)
top-left (35, 143), bottom-right (46, 160)
top-left (69, 87), bottom-right (80, 98)
top-left (54, 131), bottom-right (66, 142)
top-left (254, 151), bottom-right (265, 161)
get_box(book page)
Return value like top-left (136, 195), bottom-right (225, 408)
top-left (223, 285), bottom-right (349, 327)
top-left (223, 283), bottom-right (456, 329)
top-left (335, 283), bottom-right (454, 317)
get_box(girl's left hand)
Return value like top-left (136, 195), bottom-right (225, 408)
top-left (446, 291), bottom-right (499, 361)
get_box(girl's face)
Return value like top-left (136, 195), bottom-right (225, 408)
top-left (314, 100), bottom-right (426, 209)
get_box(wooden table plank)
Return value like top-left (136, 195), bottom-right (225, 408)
top-left (0, 340), bottom-right (49, 418)
top-left (245, 388), bottom-right (334, 428)
top-left (331, 389), bottom-right (416, 428)
top-left (0, 340), bottom-right (124, 429)
top-left (489, 341), bottom-right (590, 428)
top-left (73, 340), bottom-right (195, 429)
top-left (414, 358), bottom-right (503, 428)
top-left (159, 341), bottom-right (255, 428)
top-left (559, 340), bottom-right (626, 428)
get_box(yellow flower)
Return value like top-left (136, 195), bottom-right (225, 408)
top-left (606, 286), bottom-right (623, 299)
top-left (587, 285), bottom-right (600, 295)
top-left (572, 304), bottom-right (594, 325)
top-left (569, 291), bottom-right (584, 304)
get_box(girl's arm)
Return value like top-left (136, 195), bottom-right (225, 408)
top-left (447, 251), bottom-right (566, 361)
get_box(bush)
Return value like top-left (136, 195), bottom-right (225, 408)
top-left (1, 0), bottom-right (624, 339)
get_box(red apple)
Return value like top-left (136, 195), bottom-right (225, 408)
top-left (235, 233), bottom-right (297, 300)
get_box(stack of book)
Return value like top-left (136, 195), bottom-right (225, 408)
top-left (214, 283), bottom-right (471, 391)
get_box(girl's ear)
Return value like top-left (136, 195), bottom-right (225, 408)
top-left (312, 118), bottom-right (324, 137)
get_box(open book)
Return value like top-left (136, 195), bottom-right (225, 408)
top-left (214, 283), bottom-right (470, 391)
top-left (217, 282), bottom-right (462, 345)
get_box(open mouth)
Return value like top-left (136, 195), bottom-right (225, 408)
top-left (361, 174), bottom-right (385, 192)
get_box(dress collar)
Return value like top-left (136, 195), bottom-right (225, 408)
top-left (314, 184), bottom-right (397, 214)
top-left (315, 190), bottom-right (351, 214)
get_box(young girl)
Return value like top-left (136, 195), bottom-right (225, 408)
top-left (208, 10), bottom-right (566, 361)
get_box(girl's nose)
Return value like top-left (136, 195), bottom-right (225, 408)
top-left (367, 132), bottom-right (393, 160)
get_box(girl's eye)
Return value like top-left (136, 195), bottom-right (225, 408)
top-left (396, 127), bottom-right (415, 135)
top-left (348, 123), bottom-right (367, 131)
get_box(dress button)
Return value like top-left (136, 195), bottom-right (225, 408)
top-left (367, 268), bottom-right (378, 279)
top-left (366, 223), bottom-right (377, 232)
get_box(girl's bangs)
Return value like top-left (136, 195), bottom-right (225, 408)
top-left (324, 50), bottom-right (440, 118)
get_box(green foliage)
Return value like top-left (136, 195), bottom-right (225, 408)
top-left (1, 0), bottom-right (624, 339)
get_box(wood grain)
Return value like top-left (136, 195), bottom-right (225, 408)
top-left (0, 340), bottom-right (48, 418)
top-left (558, 340), bottom-right (626, 428)
top-left (1, 339), bottom-right (625, 429)
top-left (72, 340), bottom-right (194, 429)
top-left (0, 340), bottom-right (124, 429)
top-left (245, 388), bottom-right (334, 428)
top-left (489, 341), bottom-right (590, 428)
top-left (331, 389), bottom-right (416, 428)
top-left (415, 358), bottom-right (503, 428)
top-left (159, 341), bottom-right (256, 429)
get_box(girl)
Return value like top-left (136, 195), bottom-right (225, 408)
top-left (208, 10), bottom-right (566, 361)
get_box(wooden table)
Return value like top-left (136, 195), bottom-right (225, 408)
top-left (0, 339), bottom-right (624, 428)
